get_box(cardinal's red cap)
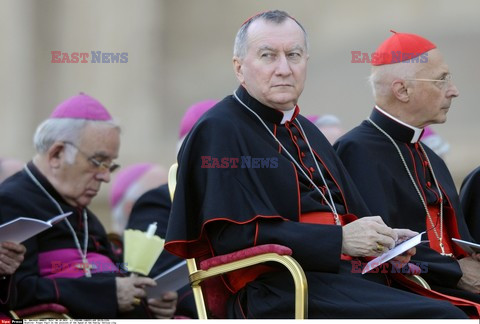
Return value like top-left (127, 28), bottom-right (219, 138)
top-left (371, 30), bottom-right (436, 66)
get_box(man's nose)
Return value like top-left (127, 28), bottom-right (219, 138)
top-left (447, 82), bottom-right (459, 98)
top-left (275, 54), bottom-right (292, 75)
top-left (95, 169), bottom-right (111, 182)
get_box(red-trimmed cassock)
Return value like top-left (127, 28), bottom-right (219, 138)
top-left (335, 106), bottom-right (480, 315)
top-left (164, 86), bottom-right (467, 319)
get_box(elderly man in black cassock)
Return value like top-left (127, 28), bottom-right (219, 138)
top-left (164, 10), bottom-right (469, 319)
top-left (335, 31), bottom-right (480, 315)
top-left (0, 93), bottom-right (177, 318)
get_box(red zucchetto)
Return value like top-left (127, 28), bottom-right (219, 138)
top-left (371, 30), bottom-right (436, 66)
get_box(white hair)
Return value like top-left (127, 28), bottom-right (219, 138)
top-left (368, 63), bottom-right (420, 98)
top-left (233, 10), bottom-right (309, 59)
top-left (33, 118), bottom-right (120, 163)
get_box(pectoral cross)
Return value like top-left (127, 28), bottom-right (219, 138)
top-left (439, 242), bottom-right (454, 258)
top-left (76, 259), bottom-right (97, 277)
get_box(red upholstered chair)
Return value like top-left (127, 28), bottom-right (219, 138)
top-left (10, 303), bottom-right (70, 319)
top-left (167, 163), bottom-right (308, 319)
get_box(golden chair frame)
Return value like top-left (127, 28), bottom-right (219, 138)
top-left (167, 163), bottom-right (309, 319)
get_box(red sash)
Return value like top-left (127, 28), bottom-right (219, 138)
top-left (426, 205), bottom-right (468, 258)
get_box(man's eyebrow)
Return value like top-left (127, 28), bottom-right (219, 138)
top-left (257, 45), bottom-right (276, 52)
top-left (289, 45), bottom-right (305, 53)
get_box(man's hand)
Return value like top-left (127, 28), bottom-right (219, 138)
top-left (148, 291), bottom-right (178, 319)
top-left (0, 242), bottom-right (26, 275)
top-left (390, 228), bottom-right (418, 265)
top-left (342, 216), bottom-right (397, 257)
top-left (115, 276), bottom-right (156, 313)
top-left (457, 257), bottom-right (480, 294)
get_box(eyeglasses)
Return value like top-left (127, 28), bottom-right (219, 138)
top-left (64, 141), bottom-right (120, 173)
top-left (405, 74), bottom-right (453, 89)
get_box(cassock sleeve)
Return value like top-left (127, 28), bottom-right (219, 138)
top-left (207, 218), bottom-right (343, 272)
top-left (460, 167), bottom-right (480, 243)
top-left (334, 137), bottom-right (463, 288)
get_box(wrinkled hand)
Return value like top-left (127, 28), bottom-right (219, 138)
top-left (148, 291), bottom-right (178, 319)
top-left (342, 216), bottom-right (397, 257)
top-left (0, 242), bottom-right (26, 275)
top-left (457, 257), bottom-right (480, 294)
top-left (391, 228), bottom-right (419, 265)
top-left (116, 276), bottom-right (156, 313)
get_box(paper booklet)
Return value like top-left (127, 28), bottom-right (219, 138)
top-left (452, 238), bottom-right (480, 255)
top-left (146, 260), bottom-right (189, 298)
top-left (362, 231), bottom-right (427, 274)
top-left (0, 212), bottom-right (72, 244)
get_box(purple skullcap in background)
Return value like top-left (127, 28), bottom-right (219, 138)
top-left (109, 163), bottom-right (154, 208)
top-left (50, 92), bottom-right (112, 121)
top-left (178, 100), bottom-right (218, 139)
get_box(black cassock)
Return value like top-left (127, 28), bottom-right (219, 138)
top-left (126, 184), bottom-right (197, 318)
top-left (0, 162), bottom-right (152, 318)
top-left (335, 107), bottom-right (480, 305)
top-left (165, 86), bottom-right (465, 319)
top-left (460, 166), bottom-right (480, 242)
top-left (0, 275), bottom-right (15, 314)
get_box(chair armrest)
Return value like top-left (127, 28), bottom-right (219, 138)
top-left (199, 244), bottom-right (292, 270)
top-left (400, 263), bottom-right (431, 290)
top-left (189, 244), bottom-right (307, 319)
top-left (10, 303), bottom-right (70, 319)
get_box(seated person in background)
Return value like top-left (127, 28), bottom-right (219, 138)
top-left (335, 31), bottom-right (480, 313)
top-left (163, 10), bottom-right (467, 318)
top-left (460, 167), bottom-right (480, 243)
top-left (306, 114), bottom-right (345, 145)
top-left (0, 93), bottom-right (176, 319)
top-left (421, 126), bottom-right (450, 161)
top-left (110, 163), bottom-right (167, 236)
top-left (126, 99), bottom-right (218, 319)
top-left (0, 158), bottom-right (24, 184)
top-left (0, 242), bottom-right (26, 312)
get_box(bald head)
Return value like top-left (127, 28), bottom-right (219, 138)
top-left (369, 49), bottom-right (459, 128)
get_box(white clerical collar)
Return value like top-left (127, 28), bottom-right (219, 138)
top-left (374, 105), bottom-right (423, 143)
top-left (280, 107), bottom-right (296, 124)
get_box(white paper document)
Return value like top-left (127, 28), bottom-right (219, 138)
top-left (362, 231), bottom-right (427, 274)
top-left (146, 260), bottom-right (190, 298)
top-left (452, 238), bottom-right (480, 255)
top-left (0, 212), bottom-right (72, 244)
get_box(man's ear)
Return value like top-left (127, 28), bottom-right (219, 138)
top-left (391, 79), bottom-right (410, 103)
top-left (233, 56), bottom-right (244, 84)
top-left (47, 142), bottom-right (66, 168)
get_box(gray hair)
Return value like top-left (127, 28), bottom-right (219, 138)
top-left (33, 118), bottom-right (121, 163)
top-left (233, 10), bottom-right (309, 59)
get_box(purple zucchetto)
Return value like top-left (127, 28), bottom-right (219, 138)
top-left (50, 92), bottom-right (113, 121)
top-left (109, 163), bottom-right (154, 208)
top-left (178, 100), bottom-right (218, 139)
